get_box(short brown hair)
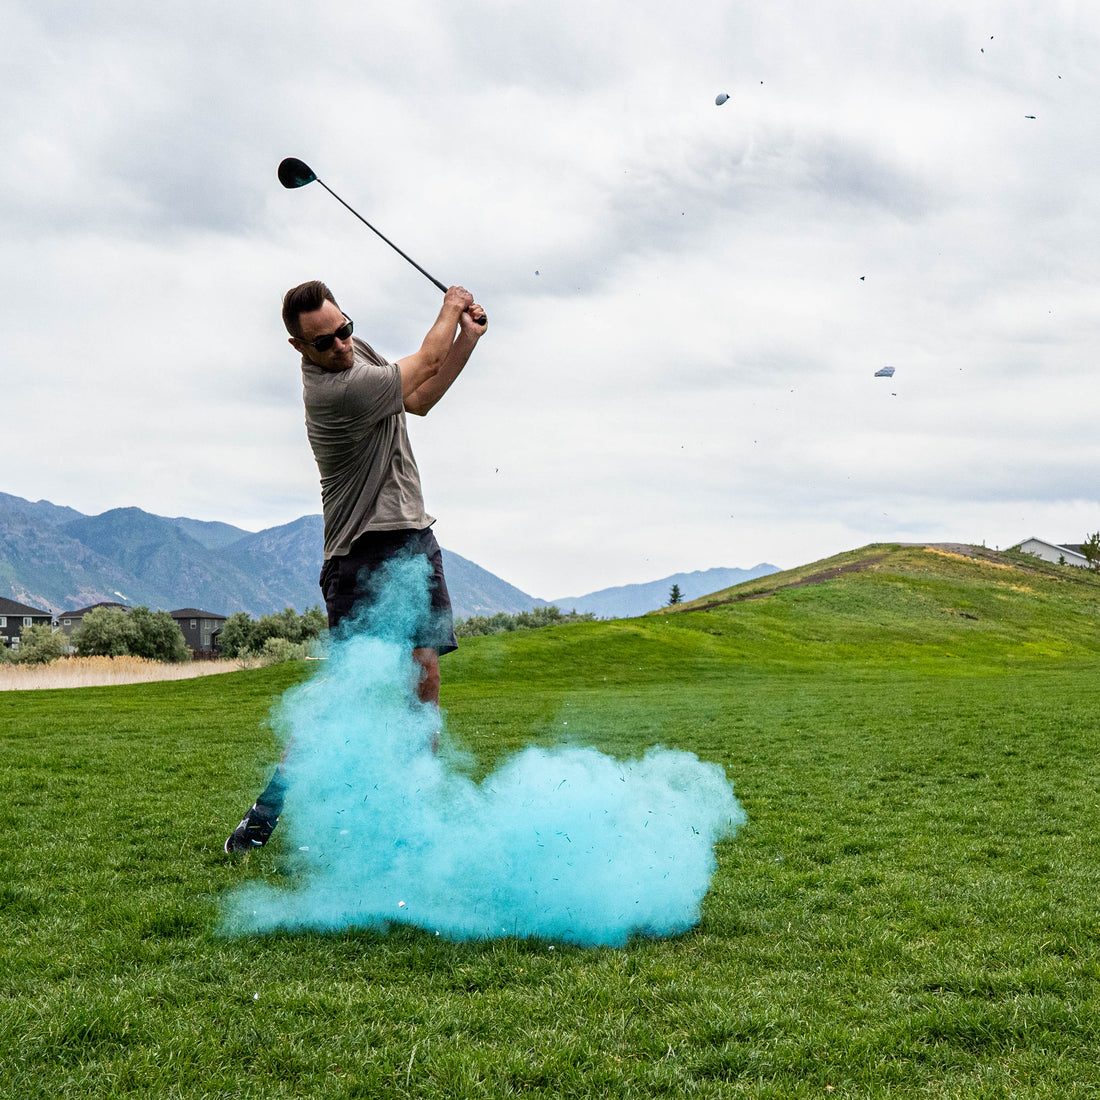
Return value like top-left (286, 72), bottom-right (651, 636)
top-left (282, 280), bottom-right (340, 338)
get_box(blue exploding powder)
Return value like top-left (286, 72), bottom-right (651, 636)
top-left (220, 556), bottom-right (745, 946)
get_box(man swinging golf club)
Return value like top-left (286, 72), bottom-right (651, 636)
top-left (225, 279), bottom-right (487, 853)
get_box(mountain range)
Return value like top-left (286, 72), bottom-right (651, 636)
top-left (0, 492), bottom-right (778, 620)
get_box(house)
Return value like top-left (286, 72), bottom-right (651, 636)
top-left (168, 609), bottom-right (227, 655)
top-left (1016, 538), bottom-right (1090, 568)
top-left (0, 597), bottom-right (54, 650)
top-left (56, 602), bottom-right (131, 642)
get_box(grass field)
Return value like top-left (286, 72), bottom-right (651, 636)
top-left (2, 544), bottom-right (1100, 1097)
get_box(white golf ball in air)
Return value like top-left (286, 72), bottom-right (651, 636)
top-left (715, 92), bottom-right (730, 106)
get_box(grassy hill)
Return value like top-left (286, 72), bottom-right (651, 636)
top-left (654, 541), bottom-right (1100, 664)
top-left (3, 542), bottom-right (1100, 1097)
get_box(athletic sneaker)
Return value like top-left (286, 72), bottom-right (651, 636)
top-left (224, 804), bottom-right (278, 854)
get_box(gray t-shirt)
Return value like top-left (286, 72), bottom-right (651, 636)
top-left (302, 336), bottom-right (433, 559)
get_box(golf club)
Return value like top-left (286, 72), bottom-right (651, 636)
top-left (278, 157), bottom-right (486, 325)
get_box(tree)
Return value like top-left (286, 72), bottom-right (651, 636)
top-left (256, 608), bottom-right (302, 648)
top-left (1083, 532), bottom-right (1100, 573)
top-left (71, 606), bottom-right (190, 661)
top-left (668, 583), bottom-right (683, 605)
top-left (217, 607), bottom-right (327, 657)
top-left (72, 606), bottom-right (133, 657)
top-left (218, 612), bottom-right (256, 658)
top-left (301, 606), bottom-right (327, 639)
top-left (16, 623), bottom-right (67, 664)
top-left (127, 607), bottom-right (191, 662)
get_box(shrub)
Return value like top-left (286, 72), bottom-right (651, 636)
top-left (259, 637), bottom-right (311, 664)
top-left (455, 605), bottom-right (595, 638)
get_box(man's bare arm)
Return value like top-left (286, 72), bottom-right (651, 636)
top-left (396, 287), bottom-right (476, 404)
top-left (403, 303), bottom-right (487, 416)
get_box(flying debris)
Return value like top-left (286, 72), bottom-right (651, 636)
top-left (1025, 114), bottom-right (1036, 119)
top-left (715, 92), bottom-right (730, 106)
top-left (874, 366), bottom-right (895, 378)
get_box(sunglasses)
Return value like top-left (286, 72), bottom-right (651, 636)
top-left (305, 316), bottom-right (354, 352)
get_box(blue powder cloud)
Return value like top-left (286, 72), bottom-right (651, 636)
top-left (220, 556), bottom-right (745, 946)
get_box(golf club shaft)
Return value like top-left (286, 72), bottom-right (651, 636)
top-left (317, 180), bottom-right (448, 294)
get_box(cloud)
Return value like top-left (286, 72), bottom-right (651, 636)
top-left (2, 0), bottom-right (1099, 595)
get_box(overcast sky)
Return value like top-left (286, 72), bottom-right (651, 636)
top-left (3, 0), bottom-right (1097, 598)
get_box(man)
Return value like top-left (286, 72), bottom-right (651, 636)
top-left (225, 280), bottom-right (487, 853)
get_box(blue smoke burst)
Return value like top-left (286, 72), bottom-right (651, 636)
top-left (220, 556), bottom-right (745, 946)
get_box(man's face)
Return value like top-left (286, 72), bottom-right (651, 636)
top-left (290, 299), bottom-right (355, 372)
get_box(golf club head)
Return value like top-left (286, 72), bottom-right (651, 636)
top-left (278, 157), bottom-right (317, 189)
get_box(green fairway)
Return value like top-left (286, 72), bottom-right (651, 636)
top-left (3, 544), bottom-right (1100, 1097)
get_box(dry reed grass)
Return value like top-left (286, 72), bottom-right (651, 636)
top-left (0, 655), bottom-right (262, 691)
